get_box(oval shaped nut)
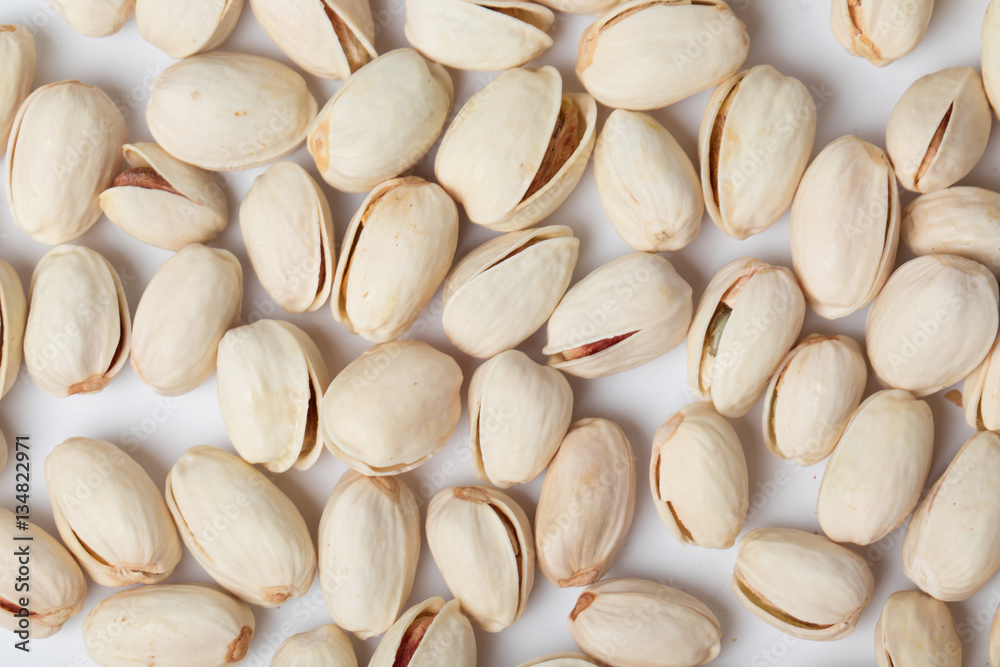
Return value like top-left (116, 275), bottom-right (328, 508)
top-left (831, 0), bottom-right (934, 66)
top-left (435, 67), bottom-right (597, 232)
top-left (131, 244), bottom-right (243, 396)
top-left (6, 81), bottom-right (127, 244)
top-left (545, 253), bottom-right (693, 378)
top-left (137, 0), bottom-right (243, 58)
top-left (517, 654), bottom-right (598, 667)
top-left (903, 186), bottom-right (1000, 276)
top-left (0, 259), bottom-right (26, 403)
top-left (24, 245), bottom-right (130, 397)
top-left (700, 65), bottom-right (816, 240)
top-left (535, 418), bottom-right (635, 587)
top-left (866, 254), bottom-right (999, 396)
top-left (270, 624), bottom-right (357, 667)
top-left (368, 597), bottom-right (477, 667)
top-left (790, 135), bottom-right (900, 319)
top-left (165, 446), bottom-right (316, 607)
top-left (49, 0), bottom-right (134, 37)
top-left (687, 257), bottom-right (805, 418)
top-left (147, 52), bottom-right (318, 171)
top-left (568, 577), bottom-right (721, 667)
top-left (217, 319), bottom-right (330, 473)
top-left (761, 334), bottom-right (867, 466)
top-left (964, 332), bottom-right (1000, 431)
top-left (442, 225), bottom-right (579, 359)
top-left (83, 584), bottom-right (253, 667)
top-left (817, 390), bottom-right (934, 546)
top-left (0, 25), bottom-right (35, 154)
top-left (427, 486), bottom-right (535, 632)
top-left (984, 0), bottom-right (1000, 118)
top-left (875, 590), bottom-right (961, 667)
top-left (45, 437), bottom-right (182, 587)
top-left (320, 340), bottom-right (462, 474)
top-left (732, 527), bottom-right (874, 640)
top-left (577, 0), bottom-right (749, 111)
top-left (333, 177), bottom-right (458, 342)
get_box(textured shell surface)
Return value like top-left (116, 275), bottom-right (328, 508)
top-left (136, 0), bottom-right (243, 58)
top-left (367, 597), bottom-right (477, 667)
top-left (0, 258), bottom-right (26, 403)
top-left (0, 25), bottom-right (35, 154)
top-left (269, 624), bottom-right (358, 667)
top-left (874, 590), bottom-right (961, 667)
top-left (49, 0), bottom-right (135, 37)
top-left (985, 0), bottom-right (1000, 118)
top-left (830, 0), bottom-right (934, 66)
top-left (516, 654), bottom-right (598, 667)
top-left (902, 186), bottom-right (1000, 275)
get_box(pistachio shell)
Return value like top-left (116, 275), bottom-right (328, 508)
top-left (831, 0), bottom-right (934, 66)
top-left (535, 0), bottom-right (624, 13)
top-left (368, 597), bottom-right (477, 667)
top-left (902, 186), bottom-right (1000, 276)
top-left (50, 0), bottom-right (135, 37)
top-left (964, 331), bottom-right (1000, 431)
top-left (137, 0), bottom-right (243, 58)
top-left (984, 0), bottom-right (1000, 118)
top-left (992, 602), bottom-right (1000, 666)
top-left (0, 258), bottom-right (26, 402)
top-left (270, 624), bottom-right (357, 667)
top-left (0, 428), bottom-right (6, 474)
top-left (875, 590), bottom-right (961, 667)
top-left (0, 25), bottom-right (35, 154)
top-left (517, 654), bottom-right (598, 667)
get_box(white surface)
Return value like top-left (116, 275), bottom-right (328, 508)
top-left (0, 0), bottom-right (998, 665)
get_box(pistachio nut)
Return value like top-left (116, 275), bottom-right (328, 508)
top-left (700, 65), bottom-right (816, 239)
top-left (544, 253), bottom-right (692, 378)
top-left (82, 584), bottom-right (253, 666)
top-left (435, 66), bottom-right (597, 232)
top-left (136, 0), bottom-right (243, 58)
top-left (320, 340), bottom-right (462, 474)
top-left (368, 597), bottom-right (477, 667)
top-left (903, 186), bottom-right (1000, 276)
top-left (319, 471), bottom-right (420, 639)
top-left (270, 624), bottom-right (357, 667)
top-left (984, 0), bottom-right (1000, 118)
top-left (130, 244), bottom-right (243, 396)
top-left (469, 350), bottom-right (573, 488)
top-left (687, 257), bottom-right (805, 418)
top-left (217, 319), bottom-right (330, 473)
top-left (45, 437), bottom-right (182, 587)
top-left (308, 49), bottom-right (452, 193)
top-left (0, 507), bottom-right (86, 639)
top-left (577, 0), bottom-right (749, 110)
top-left (535, 418), bottom-right (635, 587)
top-left (427, 486), bottom-right (534, 632)
top-left (49, 0), bottom-right (134, 37)
top-left (240, 161), bottom-right (335, 314)
top-left (964, 331), bottom-right (1000, 431)
top-left (732, 527), bottom-right (874, 640)
top-left (593, 109), bottom-right (703, 252)
top-left (817, 390), bottom-right (934, 545)
top-left (147, 52), bottom-right (318, 171)
top-left (165, 445), bottom-right (316, 607)
top-left (0, 25), bottom-right (35, 153)
top-left (517, 655), bottom-right (598, 667)
top-left (6, 80), bottom-right (127, 244)
top-left (332, 176), bottom-right (458, 342)
top-left (762, 334), bottom-right (866, 466)
top-left (442, 225), bottom-right (579, 358)
top-left (830, 0), bottom-right (934, 66)
top-left (24, 245), bottom-right (130, 397)
top-left (866, 254), bottom-right (999, 396)
top-left (100, 142), bottom-right (228, 251)
top-left (903, 430), bottom-right (1000, 601)
top-left (568, 577), bottom-right (721, 667)
top-left (886, 67), bottom-right (991, 193)
top-left (0, 259), bottom-right (26, 403)
top-left (875, 590), bottom-right (961, 667)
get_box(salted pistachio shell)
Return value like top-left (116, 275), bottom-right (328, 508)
top-left (130, 244), bottom-right (243, 396)
top-left (535, 418), bottom-right (635, 587)
top-left (903, 186), bottom-right (1000, 276)
top-left (568, 577), bottom-right (721, 667)
top-left (875, 590), bottom-right (961, 667)
top-left (732, 527), bottom-right (874, 640)
top-left (332, 176), bottom-right (458, 342)
top-left (435, 66), bottom-right (597, 232)
top-left (427, 486), bottom-right (535, 632)
top-left (964, 331), bottom-right (1000, 431)
top-left (443, 225), bottom-right (579, 358)
top-left (0, 26), bottom-right (35, 154)
top-left (0, 259), bottom-right (26, 402)
top-left (270, 624), bottom-right (357, 667)
top-left (137, 0), bottom-right (243, 58)
top-left (368, 597), bottom-right (477, 667)
top-left (50, 0), bottom-right (134, 37)
top-left (147, 52), bottom-right (318, 172)
top-left (517, 654), bottom-right (597, 667)
top-left (866, 254), bottom-right (999, 396)
top-left (985, 0), bottom-right (1000, 118)
top-left (6, 81), bottom-right (126, 244)
top-left (831, 0), bottom-right (934, 66)
top-left (217, 319), bottom-right (330, 473)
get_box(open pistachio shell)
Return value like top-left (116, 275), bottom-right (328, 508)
top-left (137, 0), bottom-right (243, 58)
top-left (368, 597), bottom-right (476, 667)
top-left (50, 0), bottom-right (135, 37)
top-left (0, 25), bottom-right (35, 154)
top-left (830, 0), bottom-right (934, 66)
top-left (0, 259), bottom-right (26, 403)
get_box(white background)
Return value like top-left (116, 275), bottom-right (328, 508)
top-left (1, 0), bottom-right (999, 665)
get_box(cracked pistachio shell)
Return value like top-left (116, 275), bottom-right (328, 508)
top-left (320, 340), bottom-right (462, 474)
top-left (165, 446), bottom-right (316, 607)
top-left (332, 176), bottom-right (458, 342)
top-left (985, 0), bottom-right (1000, 118)
top-left (50, 0), bottom-right (134, 37)
top-left (790, 135), bottom-right (900, 319)
top-left (700, 65), bottom-right (816, 240)
top-left (866, 254), bottom-right (999, 396)
top-left (517, 654), bottom-right (598, 667)
top-left (6, 81), bottom-right (126, 244)
top-left (817, 390), bottom-right (933, 546)
top-left (577, 0), bottom-right (749, 111)
top-left (732, 527), bottom-right (874, 640)
top-left (130, 244), bottom-right (243, 396)
top-left (903, 430), bottom-right (1000, 601)
top-left (568, 577), bottom-right (721, 667)
top-left (241, 161), bottom-right (335, 314)
top-left (886, 67), bottom-right (991, 194)
top-left (0, 507), bottom-right (85, 639)
top-left (0, 26), bottom-right (35, 154)
top-left (308, 49), bottom-right (452, 193)
top-left (875, 590), bottom-right (961, 667)
top-left (137, 0), bottom-right (243, 58)
top-left (762, 334), bottom-right (867, 466)
top-left (45, 437), bottom-right (181, 587)
top-left (544, 253), bottom-right (693, 378)
top-left (903, 186), bottom-right (1000, 276)
top-left (535, 418), bottom-right (635, 587)
top-left (964, 331), bottom-right (1000, 431)
top-left (24, 245), bottom-right (130, 397)
top-left (147, 52), bottom-right (318, 172)
top-left (217, 319), bottom-right (330, 473)
top-left (83, 584), bottom-right (254, 667)
top-left (368, 597), bottom-right (477, 667)
top-left (435, 66), bottom-right (597, 232)
top-left (687, 257), bottom-right (805, 418)
top-left (0, 259), bottom-right (26, 402)
top-left (831, 0), bottom-right (934, 66)
top-left (443, 225), bottom-right (579, 358)
top-left (270, 624), bottom-right (357, 667)
top-left (319, 471), bottom-right (420, 639)
top-left (427, 486), bottom-right (535, 632)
